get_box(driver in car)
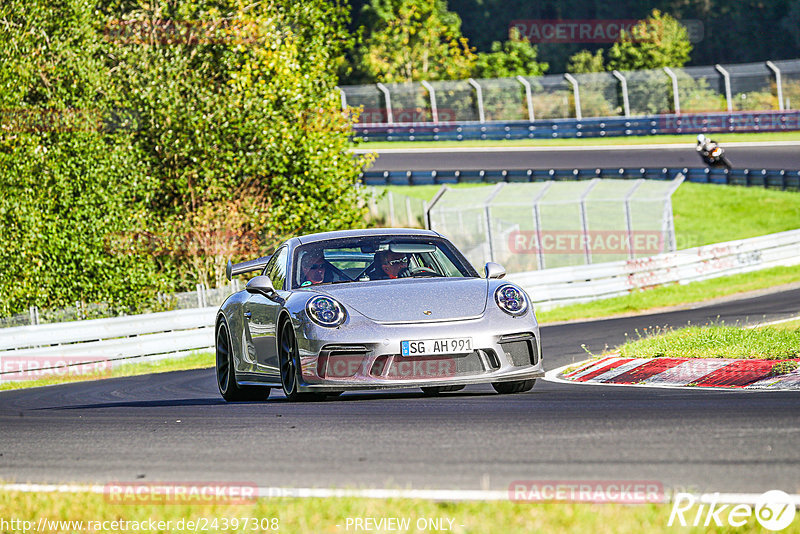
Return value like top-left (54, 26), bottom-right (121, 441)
top-left (364, 250), bottom-right (411, 280)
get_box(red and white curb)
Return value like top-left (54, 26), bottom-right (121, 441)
top-left (547, 356), bottom-right (800, 390)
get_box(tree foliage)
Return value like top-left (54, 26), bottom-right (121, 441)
top-left (0, 0), bottom-right (369, 316)
top-left (606, 9), bottom-right (692, 71)
top-left (471, 28), bottom-right (548, 79)
top-left (354, 0), bottom-right (475, 83)
top-left (566, 49), bottom-right (605, 74)
top-left (442, 0), bottom-right (799, 72)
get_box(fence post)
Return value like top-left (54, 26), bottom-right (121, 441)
top-left (420, 80), bottom-right (438, 123)
top-left (425, 185), bottom-right (449, 230)
top-left (387, 191), bottom-right (396, 226)
top-left (612, 70), bottom-right (631, 118)
top-left (663, 67), bottom-right (681, 115)
top-left (531, 182), bottom-right (553, 270)
top-left (564, 73), bottom-right (582, 120)
top-left (766, 61), bottom-right (785, 111)
top-left (29, 306), bottom-right (39, 326)
top-left (664, 173), bottom-right (686, 252)
top-left (483, 183), bottom-right (506, 263)
top-left (516, 75), bottom-right (535, 121)
top-left (715, 64), bottom-right (733, 112)
top-left (376, 83), bottom-right (394, 124)
top-left (623, 179), bottom-right (645, 259)
top-left (335, 86), bottom-right (347, 112)
top-left (579, 179), bottom-right (600, 264)
top-left (467, 78), bottom-right (485, 122)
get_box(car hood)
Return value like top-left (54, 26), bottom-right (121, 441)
top-left (313, 278), bottom-right (488, 323)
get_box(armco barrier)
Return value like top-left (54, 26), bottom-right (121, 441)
top-left (360, 167), bottom-right (800, 190)
top-left (508, 229), bottom-right (800, 310)
top-left (1, 231), bottom-right (798, 366)
top-left (354, 111), bottom-right (800, 142)
top-left (0, 308), bottom-right (216, 373)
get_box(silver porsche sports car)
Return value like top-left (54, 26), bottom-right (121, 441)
top-left (216, 228), bottom-right (543, 401)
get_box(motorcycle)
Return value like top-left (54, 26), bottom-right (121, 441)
top-left (696, 135), bottom-right (733, 170)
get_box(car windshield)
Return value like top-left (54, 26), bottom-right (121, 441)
top-left (291, 236), bottom-right (479, 289)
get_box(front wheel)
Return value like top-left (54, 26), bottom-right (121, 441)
top-left (492, 379), bottom-right (535, 394)
top-left (216, 321), bottom-right (269, 402)
top-left (279, 319), bottom-right (325, 402)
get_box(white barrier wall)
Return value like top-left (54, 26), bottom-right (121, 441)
top-left (508, 229), bottom-right (800, 310)
top-left (0, 308), bottom-right (217, 379)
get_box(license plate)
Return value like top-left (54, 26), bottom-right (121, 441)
top-left (400, 337), bottom-right (472, 357)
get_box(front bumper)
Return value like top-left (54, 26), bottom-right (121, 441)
top-left (294, 315), bottom-right (544, 392)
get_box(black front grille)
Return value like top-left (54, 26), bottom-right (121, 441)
top-left (374, 351), bottom-right (486, 379)
top-left (318, 345), bottom-right (369, 378)
top-left (499, 333), bottom-right (538, 366)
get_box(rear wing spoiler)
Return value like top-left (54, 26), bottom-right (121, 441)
top-left (226, 256), bottom-right (271, 281)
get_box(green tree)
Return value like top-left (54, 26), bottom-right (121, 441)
top-left (606, 9), bottom-right (692, 72)
top-left (355, 0), bottom-right (475, 82)
top-left (0, 0), bottom-right (166, 316)
top-left (471, 28), bottom-right (548, 79)
top-left (106, 0), bottom-right (371, 289)
top-left (0, 0), bottom-right (370, 315)
top-left (566, 49), bottom-right (605, 74)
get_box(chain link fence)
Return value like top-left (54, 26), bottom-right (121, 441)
top-left (339, 58), bottom-right (800, 124)
top-left (367, 188), bottom-right (428, 228)
top-left (427, 177), bottom-right (684, 273)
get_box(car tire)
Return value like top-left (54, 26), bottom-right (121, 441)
top-left (491, 379), bottom-right (535, 394)
top-left (421, 385), bottom-right (465, 396)
top-left (216, 320), bottom-right (270, 402)
top-left (278, 318), bottom-right (325, 402)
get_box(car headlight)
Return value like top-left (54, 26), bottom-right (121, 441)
top-left (495, 284), bottom-right (528, 316)
top-left (306, 296), bottom-right (347, 327)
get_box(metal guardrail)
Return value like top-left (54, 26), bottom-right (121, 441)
top-left (1, 281), bottom-right (241, 329)
top-left (361, 167), bottom-right (800, 190)
top-left (508, 229), bottom-right (800, 311)
top-left (0, 231), bottom-right (798, 376)
top-left (0, 307), bottom-right (216, 367)
top-left (353, 111), bottom-right (800, 142)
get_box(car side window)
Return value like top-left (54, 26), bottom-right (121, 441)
top-left (263, 246), bottom-right (289, 290)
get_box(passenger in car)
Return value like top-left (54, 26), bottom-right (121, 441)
top-left (299, 250), bottom-right (335, 286)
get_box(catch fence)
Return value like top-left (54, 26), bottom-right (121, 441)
top-left (340, 59), bottom-right (800, 126)
top-left (426, 177), bottom-right (683, 272)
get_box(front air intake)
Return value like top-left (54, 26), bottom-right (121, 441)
top-left (499, 333), bottom-right (538, 366)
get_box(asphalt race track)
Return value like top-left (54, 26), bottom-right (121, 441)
top-left (361, 143), bottom-right (800, 171)
top-left (2, 287), bottom-right (799, 494)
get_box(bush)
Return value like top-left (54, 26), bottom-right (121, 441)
top-left (0, 0), bottom-right (370, 316)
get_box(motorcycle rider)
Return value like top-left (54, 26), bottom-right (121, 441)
top-left (696, 134), bottom-right (714, 156)
top-left (696, 134), bottom-right (732, 169)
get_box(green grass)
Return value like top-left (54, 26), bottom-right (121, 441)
top-left (614, 323), bottom-right (800, 360)
top-left (672, 183), bottom-right (800, 248)
top-left (4, 490), bottom-right (791, 534)
top-left (355, 131), bottom-right (800, 150)
top-left (536, 264), bottom-right (800, 324)
top-left (0, 352), bottom-right (213, 392)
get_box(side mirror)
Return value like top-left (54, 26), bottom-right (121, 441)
top-left (484, 262), bottom-right (506, 279)
top-left (246, 275), bottom-right (277, 298)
